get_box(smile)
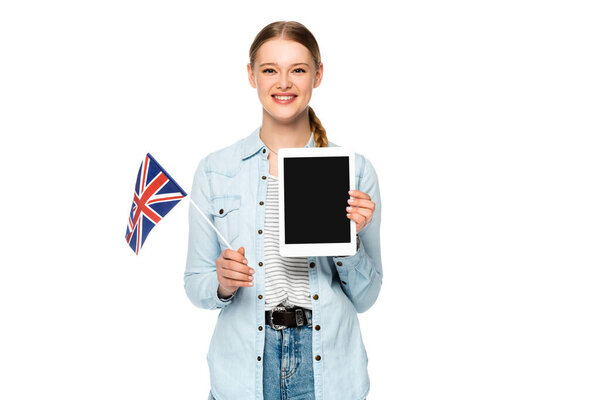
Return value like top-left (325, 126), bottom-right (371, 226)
top-left (272, 95), bottom-right (297, 104)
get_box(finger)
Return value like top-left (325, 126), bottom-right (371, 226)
top-left (222, 268), bottom-right (254, 282)
top-left (347, 212), bottom-right (367, 226)
top-left (221, 277), bottom-right (254, 288)
top-left (223, 248), bottom-right (248, 265)
top-left (347, 212), bottom-right (365, 234)
top-left (347, 198), bottom-right (375, 210)
top-left (347, 205), bottom-right (373, 219)
top-left (349, 190), bottom-right (371, 200)
top-left (222, 259), bottom-right (254, 276)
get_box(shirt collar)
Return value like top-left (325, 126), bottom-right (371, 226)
top-left (241, 125), bottom-right (316, 160)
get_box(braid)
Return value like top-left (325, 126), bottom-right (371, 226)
top-left (308, 106), bottom-right (328, 148)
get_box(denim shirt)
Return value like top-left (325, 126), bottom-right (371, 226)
top-left (184, 126), bottom-right (383, 400)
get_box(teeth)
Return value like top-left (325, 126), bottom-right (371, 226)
top-left (274, 95), bottom-right (294, 100)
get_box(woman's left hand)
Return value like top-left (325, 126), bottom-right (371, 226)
top-left (346, 190), bottom-right (376, 234)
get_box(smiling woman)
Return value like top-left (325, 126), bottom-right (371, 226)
top-left (184, 20), bottom-right (382, 400)
top-left (247, 36), bottom-right (325, 149)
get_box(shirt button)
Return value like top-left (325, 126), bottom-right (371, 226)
top-left (315, 325), bottom-right (321, 331)
top-left (258, 326), bottom-right (263, 331)
top-left (258, 229), bottom-right (263, 235)
top-left (257, 356), bottom-right (262, 361)
top-left (258, 262), bottom-right (263, 267)
top-left (309, 262), bottom-right (315, 268)
top-left (259, 201), bottom-right (264, 206)
top-left (262, 149), bottom-right (266, 154)
top-left (313, 294), bottom-right (319, 300)
top-left (258, 294), bottom-right (263, 299)
top-left (262, 175), bottom-right (267, 180)
top-left (219, 209), bottom-right (224, 215)
top-left (315, 355), bottom-right (321, 361)
top-left (336, 261), bottom-right (343, 266)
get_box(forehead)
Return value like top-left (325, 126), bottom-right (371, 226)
top-left (255, 39), bottom-right (312, 66)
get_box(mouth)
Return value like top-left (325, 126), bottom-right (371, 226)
top-left (271, 94), bottom-right (297, 104)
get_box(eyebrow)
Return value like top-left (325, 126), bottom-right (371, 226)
top-left (259, 62), bottom-right (310, 68)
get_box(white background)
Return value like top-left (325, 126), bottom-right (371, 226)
top-left (1, 1), bottom-right (599, 399)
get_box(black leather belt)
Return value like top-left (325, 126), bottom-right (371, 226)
top-left (265, 305), bottom-right (311, 330)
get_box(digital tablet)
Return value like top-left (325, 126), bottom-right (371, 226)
top-left (278, 147), bottom-right (356, 257)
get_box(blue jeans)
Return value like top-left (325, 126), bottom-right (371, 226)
top-left (208, 309), bottom-right (315, 400)
top-left (262, 309), bottom-right (315, 400)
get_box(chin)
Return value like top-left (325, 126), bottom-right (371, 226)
top-left (265, 108), bottom-right (302, 122)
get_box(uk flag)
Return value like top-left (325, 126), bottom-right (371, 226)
top-left (125, 153), bottom-right (187, 254)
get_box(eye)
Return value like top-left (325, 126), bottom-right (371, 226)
top-left (262, 68), bottom-right (276, 74)
top-left (294, 68), bottom-right (306, 73)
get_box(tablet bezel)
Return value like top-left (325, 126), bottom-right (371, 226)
top-left (278, 146), bottom-right (356, 257)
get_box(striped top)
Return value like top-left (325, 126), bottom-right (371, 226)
top-left (264, 174), bottom-right (312, 311)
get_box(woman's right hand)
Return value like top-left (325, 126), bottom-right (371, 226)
top-left (216, 246), bottom-right (255, 298)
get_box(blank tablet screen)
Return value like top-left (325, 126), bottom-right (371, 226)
top-left (283, 156), bottom-right (350, 244)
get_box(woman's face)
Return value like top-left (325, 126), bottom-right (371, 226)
top-left (248, 38), bottom-right (323, 124)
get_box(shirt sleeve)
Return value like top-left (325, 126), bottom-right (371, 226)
top-left (184, 157), bottom-right (234, 309)
top-left (331, 156), bottom-right (383, 313)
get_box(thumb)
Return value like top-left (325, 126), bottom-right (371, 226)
top-left (237, 246), bottom-right (245, 257)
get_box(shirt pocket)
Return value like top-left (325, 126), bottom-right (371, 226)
top-left (210, 195), bottom-right (242, 247)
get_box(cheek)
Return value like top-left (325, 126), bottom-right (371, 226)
top-left (297, 80), bottom-right (314, 94)
top-left (258, 82), bottom-right (276, 97)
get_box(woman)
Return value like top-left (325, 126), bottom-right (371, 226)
top-left (184, 21), bottom-right (383, 400)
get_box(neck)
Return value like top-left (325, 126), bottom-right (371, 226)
top-left (259, 108), bottom-right (312, 152)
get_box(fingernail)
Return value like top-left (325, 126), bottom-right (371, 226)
top-left (250, 269), bottom-right (255, 274)
top-left (242, 259), bottom-right (248, 264)
top-left (346, 206), bottom-right (352, 210)
top-left (347, 213), bottom-right (351, 217)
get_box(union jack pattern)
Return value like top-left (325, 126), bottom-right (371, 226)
top-left (125, 153), bottom-right (187, 254)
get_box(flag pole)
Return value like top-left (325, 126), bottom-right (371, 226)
top-left (188, 197), bottom-right (234, 250)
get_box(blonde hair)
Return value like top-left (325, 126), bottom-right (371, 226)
top-left (249, 21), bottom-right (328, 148)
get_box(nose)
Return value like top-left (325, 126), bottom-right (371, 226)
top-left (277, 73), bottom-right (291, 90)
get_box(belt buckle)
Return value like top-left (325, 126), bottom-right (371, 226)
top-left (269, 306), bottom-right (287, 330)
top-left (295, 309), bottom-right (305, 327)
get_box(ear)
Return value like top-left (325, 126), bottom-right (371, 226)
top-left (247, 63), bottom-right (257, 88)
top-left (313, 62), bottom-right (323, 88)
